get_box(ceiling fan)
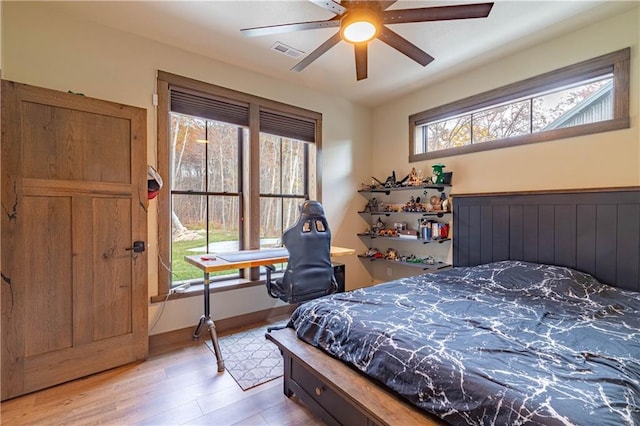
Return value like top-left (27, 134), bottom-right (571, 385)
top-left (240, 0), bottom-right (494, 81)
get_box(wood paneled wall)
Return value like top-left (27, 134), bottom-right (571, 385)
top-left (453, 189), bottom-right (640, 292)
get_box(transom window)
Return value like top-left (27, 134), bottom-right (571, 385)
top-left (409, 48), bottom-right (629, 161)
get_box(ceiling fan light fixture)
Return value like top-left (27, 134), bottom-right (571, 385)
top-left (241, 0), bottom-right (495, 80)
top-left (343, 21), bottom-right (376, 43)
top-left (340, 9), bottom-right (381, 43)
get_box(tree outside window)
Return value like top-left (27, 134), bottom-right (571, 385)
top-left (420, 77), bottom-right (612, 153)
top-left (170, 114), bottom-right (242, 284)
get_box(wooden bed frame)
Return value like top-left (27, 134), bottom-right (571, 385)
top-left (266, 328), bottom-right (442, 425)
top-left (267, 188), bottom-right (640, 425)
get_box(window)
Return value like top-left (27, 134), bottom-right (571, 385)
top-left (170, 114), bottom-right (244, 284)
top-left (259, 133), bottom-right (309, 248)
top-left (156, 72), bottom-right (321, 295)
top-left (409, 48), bottom-right (630, 162)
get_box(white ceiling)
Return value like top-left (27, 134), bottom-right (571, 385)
top-left (51, 0), bottom-right (636, 107)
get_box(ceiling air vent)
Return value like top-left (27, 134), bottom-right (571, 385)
top-left (270, 42), bottom-right (304, 59)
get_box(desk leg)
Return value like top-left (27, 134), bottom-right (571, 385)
top-left (192, 272), bottom-right (225, 372)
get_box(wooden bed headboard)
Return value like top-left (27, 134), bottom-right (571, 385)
top-left (453, 188), bottom-right (640, 292)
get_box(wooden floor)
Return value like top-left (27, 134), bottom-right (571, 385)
top-left (0, 323), bottom-right (325, 426)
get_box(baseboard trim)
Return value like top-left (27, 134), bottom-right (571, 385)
top-left (149, 304), bottom-right (296, 353)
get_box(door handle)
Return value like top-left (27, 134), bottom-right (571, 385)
top-left (125, 241), bottom-right (145, 253)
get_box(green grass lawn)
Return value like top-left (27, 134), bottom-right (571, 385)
top-left (171, 230), bottom-right (238, 282)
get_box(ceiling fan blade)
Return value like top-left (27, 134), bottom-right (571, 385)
top-left (377, 26), bottom-right (434, 67)
top-left (291, 32), bottom-right (342, 72)
top-left (383, 3), bottom-right (494, 25)
top-left (354, 43), bottom-right (368, 81)
top-left (307, 0), bottom-right (347, 15)
top-left (241, 18), bottom-right (340, 37)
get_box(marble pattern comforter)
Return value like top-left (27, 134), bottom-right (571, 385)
top-left (289, 261), bottom-right (640, 425)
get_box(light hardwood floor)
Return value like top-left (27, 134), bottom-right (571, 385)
top-left (0, 323), bottom-right (325, 425)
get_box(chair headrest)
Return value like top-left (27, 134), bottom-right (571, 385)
top-left (300, 200), bottom-right (326, 218)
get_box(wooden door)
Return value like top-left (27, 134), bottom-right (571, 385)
top-left (1, 80), bottom-right (148, 400)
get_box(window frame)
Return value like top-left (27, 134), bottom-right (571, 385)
top-left (156, 71), bottom-right (322, 298)
top-left (409, 48), bottom-right (630, 162)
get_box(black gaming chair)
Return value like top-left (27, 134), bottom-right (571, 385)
top-left (264, 200), bottom-right (338, 304)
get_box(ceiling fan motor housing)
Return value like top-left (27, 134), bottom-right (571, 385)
top-left (340, 5), bottom-right (383, 43)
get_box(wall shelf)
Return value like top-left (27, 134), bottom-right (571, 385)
top-left (357, 210), bottom-right (450, 217)
top-left (357, 182), bottom-right (453, 280)
top-left (358, 184), bottom-right (451, 195)
top-left (357, 234), bottom-right (451, 245)
top-left (357, 255), bottom-right (451, 271)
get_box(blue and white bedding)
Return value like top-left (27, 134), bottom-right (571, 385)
top-left (288, 261), bottom-right (640, 425)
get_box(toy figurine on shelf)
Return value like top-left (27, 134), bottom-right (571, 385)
top-left (432, 163), bottom-right (446, 184)
top-left (372, 171), bottom-right (397, 188)
top-left (403, 196), bottom-right (427, 212)
top-left (360, 182), bottom-right (374, 191)
top-left (364, 247), bottom-right (379, 257)
top-left (372, 217), bottom-right (386, 233)
top-left (408, 167), bottom-right (423, 186)
top-left (406, 254), bottom-right (420, 263)
top-left (380, 228), bottom-right (398, 237)
top-left (364, 197), bottom-right (379, 212)
top-left (385, 248), bottom-right (399, 261)
top-left (429, 195), bottom-right (443, 211)
top-left (441, 192), bottom-right (450, 212)
top-left (403, 196), bottom-right (415, 212)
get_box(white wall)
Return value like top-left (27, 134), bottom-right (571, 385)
top-left (2, 2), bottom-right (373, 335)
top-left (371, 5), bottom-right (640, 194)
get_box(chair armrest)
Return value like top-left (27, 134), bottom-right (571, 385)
top-left (331, 273), bottom-right (339, 294)
top-left (264, 264), bottom-right (278, 298)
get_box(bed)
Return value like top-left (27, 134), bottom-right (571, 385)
top-left (266, 189), bottom-right (640, 425)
